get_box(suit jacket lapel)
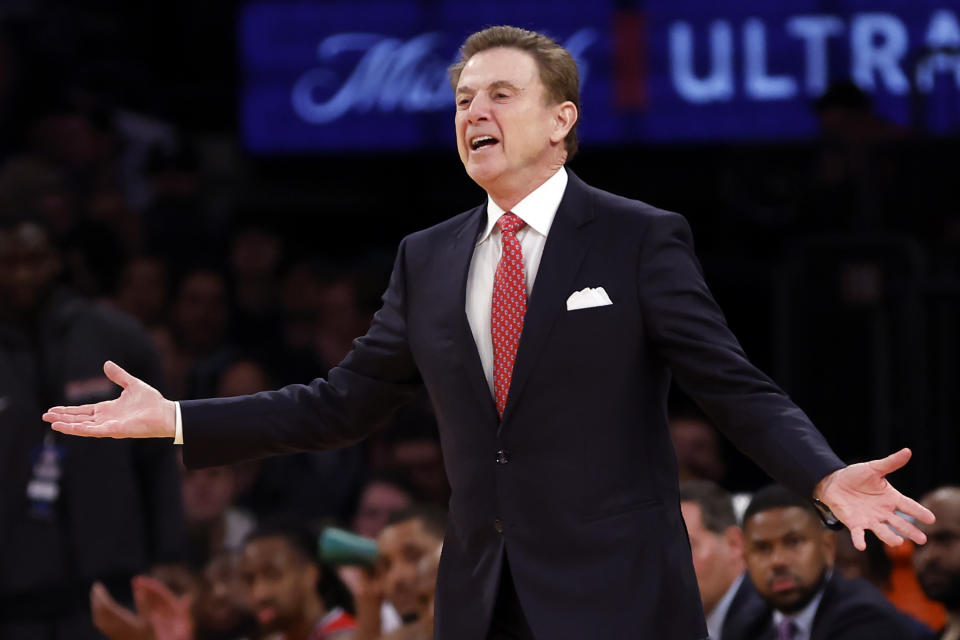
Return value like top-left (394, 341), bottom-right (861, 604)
top-left (445, 204), bottom-right (499, 423)
top-left (499, 171), bottom-right (596, 430)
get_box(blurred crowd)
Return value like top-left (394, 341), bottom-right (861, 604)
top-left (1, 2), bottom-right (959, 639)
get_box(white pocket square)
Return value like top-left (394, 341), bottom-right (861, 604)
top-left (566, 286), bottom-right (613, 311)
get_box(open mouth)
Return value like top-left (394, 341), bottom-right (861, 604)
top-left (470, 135), bottom-right (500, 151)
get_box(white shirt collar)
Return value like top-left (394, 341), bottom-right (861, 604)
top-left (706, 573), bottom-right (745, 640)
top-left (477, 167), bottom-right (568, 245)
top-left (772, 571), bottom-right (831, 639)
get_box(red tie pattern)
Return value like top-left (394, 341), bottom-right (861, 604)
top-left (491, 212), bottom-right (527, 418)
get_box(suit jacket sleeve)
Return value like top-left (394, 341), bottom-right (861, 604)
top-left (636, 209), bottom-right (844, 497)
top-left (181, 238), bottom-right (422, 469)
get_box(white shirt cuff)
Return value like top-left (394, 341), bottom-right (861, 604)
top-left (174, 401), bottom-right (183, 445)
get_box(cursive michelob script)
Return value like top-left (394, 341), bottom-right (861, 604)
top-left (292, 29), bottom-right (598, 125)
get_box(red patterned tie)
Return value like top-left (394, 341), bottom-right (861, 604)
top-left (491, 212), bottom-right (527, 418)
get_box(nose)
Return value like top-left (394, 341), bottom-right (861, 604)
top-left (466, 93), bottom-right (491, 124)
top-left (769, 546), bottom-right (791, 570)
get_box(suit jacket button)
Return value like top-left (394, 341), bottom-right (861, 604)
top-left (494, 519), bottom-right (503, 533)
top-left (496, 450), bottom-right (510, 464)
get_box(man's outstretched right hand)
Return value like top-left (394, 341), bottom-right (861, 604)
top-left (43, 360), bottom-right (177, 439)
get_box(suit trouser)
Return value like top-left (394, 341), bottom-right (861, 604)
top-left (486, 553), bottom-right (536, 640)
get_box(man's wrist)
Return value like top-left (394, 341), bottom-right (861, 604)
top-left (813, 468), bottom-right (845, 530)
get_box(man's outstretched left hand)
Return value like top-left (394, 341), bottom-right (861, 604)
top-left (815, 448), bottom-right (936, 550)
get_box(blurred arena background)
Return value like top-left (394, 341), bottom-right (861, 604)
top-left (0, 1), bottom-right (958, 638)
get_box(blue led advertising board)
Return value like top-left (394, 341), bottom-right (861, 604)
top-left (239, 0), bottom-right (960, 152)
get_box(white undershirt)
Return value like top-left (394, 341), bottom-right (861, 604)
top-left (174, 167), bottom-right (568, 444)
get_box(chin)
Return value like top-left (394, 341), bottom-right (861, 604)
top-left (466, 161), bottom-right (505, 191)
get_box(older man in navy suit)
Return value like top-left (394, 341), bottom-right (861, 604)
top-left (46, 26), bottom-right (935, 640)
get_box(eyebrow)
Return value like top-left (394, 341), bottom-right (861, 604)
top-left (455, 80), bottom-right (522, 95)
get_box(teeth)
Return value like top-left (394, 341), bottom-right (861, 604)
top-left (471, 135), bottom-right (496, 150)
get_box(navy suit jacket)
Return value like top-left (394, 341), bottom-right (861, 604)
top-left (182, 171), bottom-right (844, 639)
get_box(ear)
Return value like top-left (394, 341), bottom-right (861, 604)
top-left (724, 525), bottom-right (745, 556)
top-left (550, 101), bottom-right (578, 145)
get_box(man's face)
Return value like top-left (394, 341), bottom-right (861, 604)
top-left (351, 481), bottom-right (412, 538)
top-left (376, 519), bottom-right (442, 621)
top-left (454, 47), bottom-right (570, 199)
top-left (180, 463), bottom-right (236, 526)
top-left (681, 501), bottom-right (743, 614)
top-left (197, 552), bottom-right (252, 634)
top-left (670, 419), bottom-right (725, 483)
top-left (913, 489), bottom-right (960, 609)
top-left (0, 223), bottom-right (59, 313)
top-left (240, 536), bottom-right (317, 634)
top-left (743, 506), bottom-right (834, 614)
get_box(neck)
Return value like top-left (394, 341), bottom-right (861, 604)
top-left (484, 161), bottom-right (563, 212)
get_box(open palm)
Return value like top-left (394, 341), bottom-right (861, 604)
top-left (42, 361), bottom-right (176, 439)
top-left (816, 448), bottom-right (936, 550)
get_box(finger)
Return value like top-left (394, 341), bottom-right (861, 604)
top-left (43, 404), bottom-right (99, 417)
top-left (886, 513), bottom-right (927, 545)
top-left (868, 448), bottom-right (912, 475)
top-left (90, 581), bottom-right (108, 606)
top-left (132, 579), bottom-right (150, 616)
top-left (869, 522), bottom-right (905, 547)
top-left (897, 494), bottom-right (937, 525)
top-left (43, 410), bottom-right (97, 425)
top-left (850, 527), bottom-right (867, 551)
top-left (104, 360), bottom-right (136, 389)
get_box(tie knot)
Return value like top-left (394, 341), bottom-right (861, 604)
top-left (496, 212), bottom-right (525, 235)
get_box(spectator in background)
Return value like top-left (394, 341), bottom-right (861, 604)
top-left (216, 356), bottom-right (364, 525)
top-left (834, 528), bottom-right (893, 591)
top-left (0, 208), bottom-right (183, 639)
top-left (227, 221), bottom-right (284, 351)
top-left (92, 553), bottom-right (255, 640)
top-left (350, 472), bottom-right (417, 539)
top-left (339, 473), bottom-right (416, 634)
top-left (0, 155), bottom-right (75, 238)
top-left (179, 452), bottom-right (256, 569)
top-left (376, 404), bottom-right (449, 507)
top-left (914, 487), bottom-right (960, 640)
top-left (353, 506), bottom-right (445, 640)
top-left (311, 255), bottom-right (391, 373)
top-left (195, 551), bottom-right (256, 640)
top-left (167, 267), bottom-right (231, 398)
top-left (240, 520), bottom-right (356, 640)
top-left (273, 259), bottom-right (329, 384)
top-left (834, 527), bottom-right (947, 635)
top-left (679, 480), bottom-right (752, 640)
top-left (670, 411), bottom-right (726, 484)
top-left (113, 255), bottom-right (170, 328)
top-left (737, 485), bottom-right (922, 640)
top-left (142, 142), bottom-right (209, 262)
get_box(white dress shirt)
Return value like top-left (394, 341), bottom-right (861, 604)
top-left (174, 167), bottom-right (569, 444)
top-left (706, 572), bottom-right (745, 640)
top-left (465, 167), bottom-right (567, 395)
